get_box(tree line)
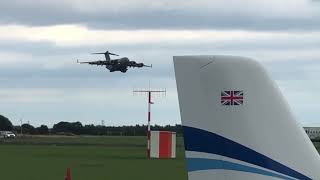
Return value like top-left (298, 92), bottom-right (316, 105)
top-left (0, 114), bottom-right (183, 136)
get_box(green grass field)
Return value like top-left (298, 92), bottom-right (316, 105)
top-left (1, 136), bottom-right (320, 180)
top-left (0, 136), bottom-right (188, 180)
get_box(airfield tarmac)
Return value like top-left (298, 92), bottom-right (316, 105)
top-left (0, 136), bottom-right (187, 180)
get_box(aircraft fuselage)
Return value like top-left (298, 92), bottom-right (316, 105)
top-left (106, 57), bottom-right (130, 73)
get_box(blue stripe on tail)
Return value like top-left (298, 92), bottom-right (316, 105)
top-left (187, 158), bottom-right (295, 180)
top-left (183, 126), bottom-right (311, 180)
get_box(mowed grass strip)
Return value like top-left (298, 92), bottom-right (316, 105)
top-left (0, 136), bottom-right (147, 147)
top-left (0, 136), bottom-right (188, 180)
top-left (2, 136), bottom-right (320, 180)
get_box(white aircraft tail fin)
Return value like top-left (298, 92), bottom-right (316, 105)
top-left (173, 56), bottom-right (320, 180)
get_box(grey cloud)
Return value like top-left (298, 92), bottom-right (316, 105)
top-left (0, 1), bottom-right (320, 31)
top-left (1, 34), bottom-right (320, 58)
top-left (0, 63), bottom-right (173, 89)
top-left (264, 60), bottom-right (320, 81)
top-left (1, 35), bottom-right (320, 90)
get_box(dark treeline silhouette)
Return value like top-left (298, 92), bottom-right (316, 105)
top-left (12, 121), bottom-right (183, 136)
top-left (0, 115), bottom-right (13, 131)
top-left (1, 114), bottom-right (183, 136)
top-left (50, 121), bottom-right (183, 136)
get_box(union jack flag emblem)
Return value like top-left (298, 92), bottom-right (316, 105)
top-left (221, 90), bottom-right (244, 106)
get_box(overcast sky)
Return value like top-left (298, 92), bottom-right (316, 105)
top-left (1, 0), bottom-right (320, 127)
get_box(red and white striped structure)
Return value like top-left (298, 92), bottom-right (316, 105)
top-left (150, 131), bottom-right (176, 159)
top-left (65, 168), bottom-right (71, 180)
top-left (147, 91), bottom-right (152, 158)
top-left (133, 89), bottom-right (166, 158)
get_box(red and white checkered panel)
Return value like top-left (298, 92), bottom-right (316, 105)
top-left (150, 131), bottom-right (176, 159)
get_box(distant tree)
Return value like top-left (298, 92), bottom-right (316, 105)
top-left (83, 124), bottom-right (97, 135)
top-left (21, 124), bottom-right (37, 134)
top-left (52, 121), bottom-right (83, 135)
top-left (0, 114), bottom-right (13, 131)
top-left (36, 125), bottom-right (49, 135)
top-left (13, 126), bottom-right (22, 134)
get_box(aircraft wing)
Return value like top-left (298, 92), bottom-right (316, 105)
top-left (128, 61), bottom-right (152, 68)
top-left (77, 60), bottom-right (109, 66)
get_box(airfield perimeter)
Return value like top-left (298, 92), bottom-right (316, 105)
top-left (1, 136), bottom-right (320, 180)
top-left (0, 136), bottom-right (188, 180)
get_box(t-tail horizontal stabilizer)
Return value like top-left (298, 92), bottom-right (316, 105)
top-left (91, 51), bottom-right (119, 61)
top-left (173, 55), bottom-right (320, 180)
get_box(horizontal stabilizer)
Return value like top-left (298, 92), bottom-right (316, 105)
top-left (91, 51), bottom-right (119, 56)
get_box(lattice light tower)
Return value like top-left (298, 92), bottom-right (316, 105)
top-left (133, 88), bottom-right (166, 158)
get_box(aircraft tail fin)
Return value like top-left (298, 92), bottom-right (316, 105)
top-left (173, 55), bottom-right (320, 180)
top-left (91, 51), bottom-right (119, 61)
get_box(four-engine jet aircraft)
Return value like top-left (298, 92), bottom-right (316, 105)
top-left (77, 51), bottom-right (152, 73)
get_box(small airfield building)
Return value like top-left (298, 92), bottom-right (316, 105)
top-left (304, 127), bottom-right (320, 139)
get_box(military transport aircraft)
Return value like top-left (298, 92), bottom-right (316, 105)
top-left (77, 51), bottom-right (152, 73)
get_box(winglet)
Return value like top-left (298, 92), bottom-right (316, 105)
top-left (144, 64), bottom-right (152, 68)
